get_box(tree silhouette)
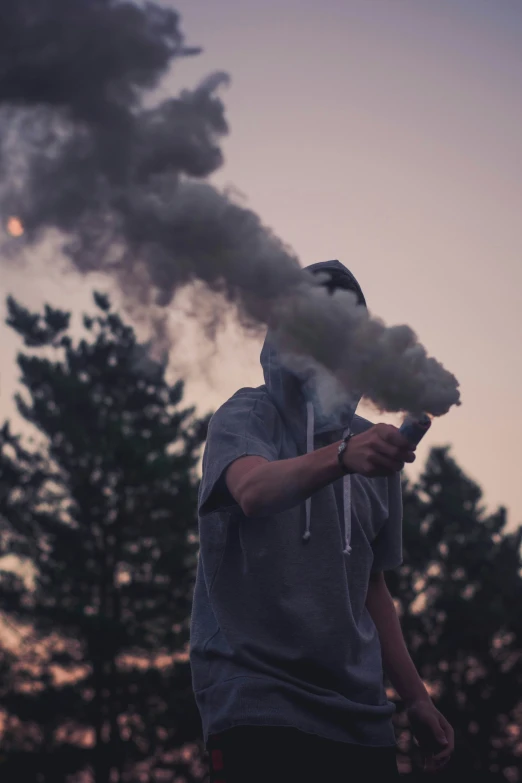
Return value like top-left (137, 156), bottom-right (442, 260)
top-left (388, 448), bottom-right (522, 781)
top-left (0, 293), bottom-right (209, 783)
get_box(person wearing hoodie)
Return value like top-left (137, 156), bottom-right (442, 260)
top-left (190, 261), bottom-right (454, 783)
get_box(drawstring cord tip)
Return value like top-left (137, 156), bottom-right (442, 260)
top-left (302, 531), bottom-right (311, 543)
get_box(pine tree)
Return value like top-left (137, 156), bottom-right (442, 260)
top-left (0, 293), bottom-right (209, 782)
top-left (388, 448), bottom-right (522, 781)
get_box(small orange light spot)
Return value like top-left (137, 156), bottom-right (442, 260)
top-left (7, 216), bottom-right (24, 237)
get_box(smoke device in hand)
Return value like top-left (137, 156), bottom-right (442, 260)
top-left (399, 414), bottom-right (431, 446)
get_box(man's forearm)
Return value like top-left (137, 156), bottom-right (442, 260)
top-left (232, 443), bottom-right (344, 518)
top-left (366, 574), bottom-right (430, 706)
top-left (228, 424), bottom-right (415, 518)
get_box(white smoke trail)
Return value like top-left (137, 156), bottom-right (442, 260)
top-left (0, 0), bottom-right (460, 416)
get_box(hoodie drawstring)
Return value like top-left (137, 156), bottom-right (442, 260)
top-left (304, 402), bottom-right (352, 556)
top-left (342, 451), bottom-right (352, 555)
top-left (303, 402), bottom-right (314, 543)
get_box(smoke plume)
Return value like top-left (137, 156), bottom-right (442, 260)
top-left (0, 0), bottom-right (460, 417)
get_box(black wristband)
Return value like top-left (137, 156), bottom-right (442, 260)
top-left (337, 432), bottom-right (354, 474)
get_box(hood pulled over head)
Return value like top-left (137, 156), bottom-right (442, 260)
top-left (304, 259), bottom-right (366, 307)
top-left (260, 260), bottom-right (366, 443)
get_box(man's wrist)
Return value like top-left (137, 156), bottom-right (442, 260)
top-left (338, 433), bottom-right (355, 474)
top-left (403, 692), bottom-right (433, 709)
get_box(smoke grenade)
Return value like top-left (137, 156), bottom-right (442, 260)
top-left (399, 414), bottom-right (432, 446)
top-left (0, 0), bottom-right (461, 419)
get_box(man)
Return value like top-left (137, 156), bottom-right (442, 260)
top-left (190, 260), bottom-right (454, 782)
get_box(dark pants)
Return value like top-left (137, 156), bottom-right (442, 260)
top-left (207, 726), bottom-right (400, 783)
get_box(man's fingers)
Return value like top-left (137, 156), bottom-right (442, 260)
top-left (372, 438), bottom-right (402, 459)
top-left (373, 437), bottom-right (412, 458)
top-left (416, 715), bottom-right (448, 751)
top-left (431, 717), bottom-right (453, 768)
top-left (443, 718), bottom-right (455, 752)
top-left (369, 454), bottom-right (405, 474)
top-left (423, 744), bottom-right (451, 773)
top-left (423, 755), bottom-right (437, 774)
top-left (377, 424), bottom-right (412, 450)
top-left (373, 427), bottom-right (416, 463)
top-left (373, 442), bottom-right (415, 465)
top-left (370, 437), bottom-right (408, 472)
top-left (410, 707), bottom-right (454, 774)
top-left (433, 744), bottom-right (452, 761)
top-left (433, 751), bottom-right (452, 768)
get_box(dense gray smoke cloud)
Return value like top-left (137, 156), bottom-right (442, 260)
top-left (0, 0), bottom-right (460, 416)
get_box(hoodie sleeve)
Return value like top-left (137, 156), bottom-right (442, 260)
top-left (199, 392), bottom-right (281, 517)
top-left (371, 472), bottom-right (403, 572)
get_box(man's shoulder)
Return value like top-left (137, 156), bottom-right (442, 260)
top-left (209, 385), bottom-right (277, 426)
top-left (216, 385), bottom-right (271, 410)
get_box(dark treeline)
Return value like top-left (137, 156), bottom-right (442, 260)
top-left (0, 294), bottom-right (520, 782)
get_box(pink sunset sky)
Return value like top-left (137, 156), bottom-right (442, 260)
top-left (1, 0), bottom-right (521, 526)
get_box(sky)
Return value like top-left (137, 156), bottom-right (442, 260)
top-left (1, 0), bottom-right (521, 525)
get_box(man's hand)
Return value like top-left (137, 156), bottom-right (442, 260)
top-left (343, 423), bottom-right (415, 477)
top-left (406, 699), bottom-right (454, 773)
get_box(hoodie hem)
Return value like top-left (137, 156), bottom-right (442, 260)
top-left (194, 674), bottom-right (397, 748)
